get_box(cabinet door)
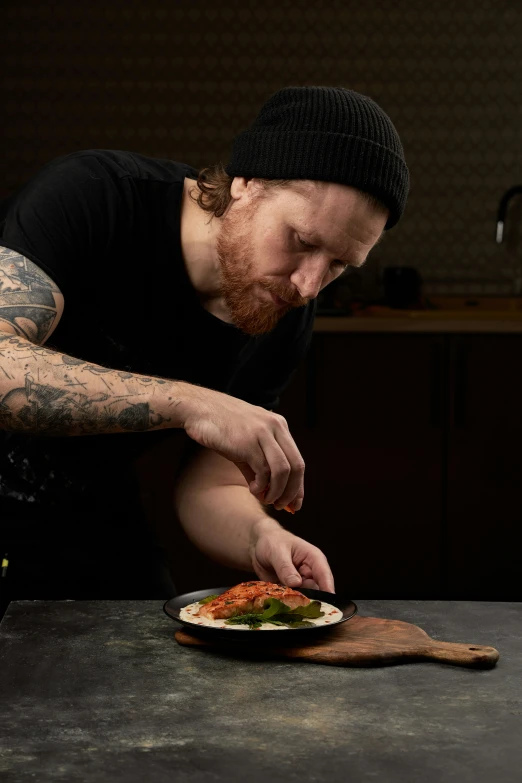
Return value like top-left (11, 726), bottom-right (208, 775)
top-left (447, 335), bottom-right (522, 599)
top-left (277, 333), bottom-right (445, 599)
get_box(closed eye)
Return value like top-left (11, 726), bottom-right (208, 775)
top-left (297, 235), bottom-right (315, 249)
top-left (297, 234), bottom-right (349, 271)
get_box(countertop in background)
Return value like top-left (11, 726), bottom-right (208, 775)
top-left (314, 314), bottom-right (522, 333)
top-left (314, 297), bottom-right (522, 332)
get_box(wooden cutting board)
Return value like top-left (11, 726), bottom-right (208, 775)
top-left (175, 615), bottom-right (499, 668)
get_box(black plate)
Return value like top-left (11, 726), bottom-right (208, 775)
top-left (163, 586), bottom-right (357, 643)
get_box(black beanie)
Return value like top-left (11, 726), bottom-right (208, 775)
top-left (226, 86), bottom-right (409, 229)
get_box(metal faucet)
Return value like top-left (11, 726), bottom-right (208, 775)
top-left (496, 185), bottom-right (522, 243)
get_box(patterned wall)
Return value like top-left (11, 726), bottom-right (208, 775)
top-left (2, 0), bottom-right (522, 295)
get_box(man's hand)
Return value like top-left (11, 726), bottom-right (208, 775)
top-left (249, 519), bottom-right (335, 593)
top-left (177, 386), bottom-right (305, 512)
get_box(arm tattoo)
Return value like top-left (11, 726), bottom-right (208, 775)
top-left (0, 334), bottom-right (173, 436)
top-left (0, 247), bottom-right (60, 343)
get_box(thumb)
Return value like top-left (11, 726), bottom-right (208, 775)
top-left (277, 563), bottom-right (302, 588)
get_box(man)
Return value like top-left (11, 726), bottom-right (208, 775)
top-left (0, 86), bottom-right (409, 603)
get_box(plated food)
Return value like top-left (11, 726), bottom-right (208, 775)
top-left (179, 580), bottom-right (343, 631)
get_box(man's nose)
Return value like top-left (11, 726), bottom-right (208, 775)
top-left (290, 261), bottom-right (327, 300)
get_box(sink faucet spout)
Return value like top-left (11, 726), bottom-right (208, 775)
top-left (496, 185), bottom-right (522, 243)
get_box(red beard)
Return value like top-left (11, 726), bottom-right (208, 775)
top-left (216, 203), bottom-right (308, 335)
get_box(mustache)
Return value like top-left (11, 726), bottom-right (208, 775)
top-left (260, 280), bottom-right (309, 308)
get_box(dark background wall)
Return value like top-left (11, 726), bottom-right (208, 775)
top-left (2, 0), bottom-right (522, 296)
top-left (2, 1), bottom-right (522, 599)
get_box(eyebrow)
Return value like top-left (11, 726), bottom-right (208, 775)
top-left (296, 226), bottom-right (383, 266)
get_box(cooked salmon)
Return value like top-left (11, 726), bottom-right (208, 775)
top-left (197, 580), bottom-right (310, 620)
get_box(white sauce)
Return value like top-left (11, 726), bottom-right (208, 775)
top-left (179, 599), bottom-right (343, 631)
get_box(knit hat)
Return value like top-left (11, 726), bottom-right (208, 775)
top-left (226, 86), bottom-right (409, 229)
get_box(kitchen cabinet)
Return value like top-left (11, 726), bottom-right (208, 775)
top-left (277, 332), bottom-right (522, 600)
top-left (277, 334), bottom-right (446, 599)
top-left (446, 335), bottom-right (522, 599)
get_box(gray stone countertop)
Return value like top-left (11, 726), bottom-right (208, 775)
top-left (0, 599), bottom-right (521, 783)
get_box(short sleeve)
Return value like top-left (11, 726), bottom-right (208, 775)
top-left (226, 300), bottom-right (316, 410)
top-left (0, 153), bottom-right (121, 293)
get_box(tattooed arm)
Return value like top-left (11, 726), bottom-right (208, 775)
top-left (0, 247), bottom-right (306, 510)
top-left (0, 246), bottom-right (64, 343)
top-left (0, 247), bottom-right (183, 435)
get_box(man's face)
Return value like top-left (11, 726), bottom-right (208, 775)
top-left (216, 179), bottom-right (388, 335)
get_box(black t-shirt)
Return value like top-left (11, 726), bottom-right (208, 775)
top-left (0, 149), bottom-right (315, 513)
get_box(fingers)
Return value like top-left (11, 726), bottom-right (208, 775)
top-left (254, 537), bottom-right (302, 588)
top-left (252, 562), bottom-right (279, 583)
top-left (256, 487), bottom-right (297, 515)
top-left (275, 553), bottom-right (334, 593)
top-left (231, 452), bottom-right (271, 498)
top-left (300, 578), bottom-right (321, 590)
top-left (299, 564), bottom-right (325, 591)
top-left (275, 562), bottom-right (303, 588)
top-left (308, 552), bottom-right (335, 593)
top-left (267, 545), bottom-right (303, 588)
top-left (257, 435), bottom-right (290, 503)
top-left (299, 564), bottom-right (313, 579)
top-left (293, 540), bottom-right (336, 593)
top-left (272, 418), bottom-right (305, 510)
top-left (195, 396), bottom-right (304, 510)
top-left (258, 418), bottom-right (305, 509)
top-left (256, 545), bottom-right (334, 594)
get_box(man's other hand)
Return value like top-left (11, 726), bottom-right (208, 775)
top-left (249, 519), bottom-right (335, 593)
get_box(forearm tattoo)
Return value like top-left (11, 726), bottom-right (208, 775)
top-left (0, 247), bottom-right (174, 436)
top-left (0, 334), bottom-right (173, 435)
top-left (0, 247), bottom-right (59, 343)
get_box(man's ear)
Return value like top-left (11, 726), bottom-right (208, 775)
top-left (229, 176), bottom-right (250, 201)
top-left (230, 177), bottom-right (262, 203)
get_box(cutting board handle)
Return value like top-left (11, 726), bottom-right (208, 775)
top-left (425, 640), bottom-right (499, 668)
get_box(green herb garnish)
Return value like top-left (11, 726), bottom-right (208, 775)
top-left (199, 594), bottom-right (219, 605)
top-left (224, 599), bottom-right (324, 629)
top-left (224, 614), bottom-right (263, 629)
